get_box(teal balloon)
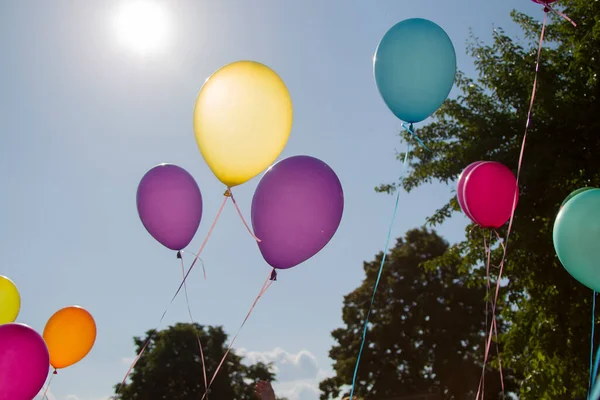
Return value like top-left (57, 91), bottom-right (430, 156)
top-left (374, 18), bottom-right (457, 123)
top-left (560, 187), bottom-right (595, 209)
top-left (553, 188), bottom-right (600, 292)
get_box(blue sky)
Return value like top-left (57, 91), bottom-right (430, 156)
top-left (0, 1), bottom-right (544, 399)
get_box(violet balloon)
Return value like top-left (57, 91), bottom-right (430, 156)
top-left (461, 161), bottom-right (518, 228)
top-left (251, 155), bottom-right (344, 270)
top-left (0, 323), bottom-right (50, 400)
top-left (137, 164), bottom-right (203, 251)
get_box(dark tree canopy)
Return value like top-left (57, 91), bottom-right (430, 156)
top-left (375, 1), bottom-right (600, 398)
top-left (114, 323), bottom-right (285, 400)
top-left (320, 228), bottom-right (512, 399)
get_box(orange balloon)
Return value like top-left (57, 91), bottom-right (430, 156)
top-left (43, 305), bottom-right (96, 369)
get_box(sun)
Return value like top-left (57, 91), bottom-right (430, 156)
top-left (114, 1), bottom-right (169, 55)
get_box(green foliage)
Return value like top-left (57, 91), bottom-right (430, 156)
top-left (375, 1), bottom-right (600, 398)
top-left (320, 228), bottom-right (513, 399)
top-left (114, 323), bottom-right (286, 400)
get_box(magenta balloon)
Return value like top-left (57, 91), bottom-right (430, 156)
top-left (457, 161), bottom-right (483, 220)
top-left (136, 164), bottom-right (203, 251)
top-left (0, 323), bottom-right (50, 400)
top-left (251, 155), bottom-right (344, 270)
top-left (462, 161), bottom-right (519, 228)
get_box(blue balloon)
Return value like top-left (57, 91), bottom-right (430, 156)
top-left (374, 18), bottom-right (457, 123)
top-left (553, 188), bottom-right (600, 292)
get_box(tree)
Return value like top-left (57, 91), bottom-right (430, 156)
top-left (114, 323), bottom-right (287, 400)
top-left (377, 1), bottom-right (600, 398)
top-left (320, 228), bottom-right (513, 399)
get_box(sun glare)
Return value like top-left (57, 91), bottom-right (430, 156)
top-left (114, 1), bottom-right (169, 55)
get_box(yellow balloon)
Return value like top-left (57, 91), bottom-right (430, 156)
top-left (193, 60), bottom-right (293, 187)
top-left (43, 305), bottom-right (97, 369)
top-left (0, 275), bottom-right (20, 324)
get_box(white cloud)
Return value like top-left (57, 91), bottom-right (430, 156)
top-left (276, 380), bottom-right (321, 400)
top-left (237, 347), bottom-right (335, 400)
top-left (238, 347), bottom-right (319, 382)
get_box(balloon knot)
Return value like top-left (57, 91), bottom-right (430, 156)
top-left (224, 189), bottom-right (232, 197)
top-left (53, 369), bottom-right (58, 375)
top-left (176, 251), bottom-right (182, 259)
top-left (270, 269), bottom-right (278, 281)
top-left (544, 5), bottom-right (550, 12)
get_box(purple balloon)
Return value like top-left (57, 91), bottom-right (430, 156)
top-left (137, 164), bottom-right (203, 251)
top-left (251, 155), bottom-right (344, 270)
top-left (0, 323), bottom-right (50, 400)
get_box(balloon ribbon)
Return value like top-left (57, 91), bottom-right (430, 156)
top-left (41, 369), bottom-right (57, 400)
top-left (588, 291), bottom-right (597, 399)
top-left (348, 123), bottom-right (427, 400)
top-left (182, 190), bottom-right (261, 297)
top-left (113, 197), bottom-right (228, 397)
top-left (475, 6), bottom-right (575, 398)
top-left (179, 252), bottom-right (208, 396)
top-left (476, 231), bottom-right (504, 398)
top-left (228, 188), bottom-right (262, 242)
top-left (535, 1), bottom-right (577, 27)
top-left (590, 342), bottom-right (600, 399)
top-left (200, 268), bottom-right (277, 400)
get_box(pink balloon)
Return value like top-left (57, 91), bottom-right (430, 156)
top-left (462, 161), bottom-right (519, 228)
top-left (457, 161), bottom-right (484, 221)
top-left (0, 323), bottom-right (50, 400)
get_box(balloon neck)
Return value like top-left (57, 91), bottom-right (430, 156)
top-left (544, 5), bottom-right (550, 12)
top-left (176, 251), bottom-right (182, 259)
top-left (270, 269), bottom-right (278, 281)
top-left (53, 369), bottom-right (58, 375)
top-left (224, 188), bottom-right (232, 197)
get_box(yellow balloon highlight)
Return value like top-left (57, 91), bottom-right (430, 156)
top-left (193, 60), bottom-right (293, 187)
top-left (43, 305), bottom-right (97, 369)
top-left (0, 275), bottom-right (20, 324)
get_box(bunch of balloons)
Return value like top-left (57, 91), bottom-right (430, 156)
top-left (0, 276), bottom-right (96, 400)
top-left (136, 60), bottom-right (344, 273)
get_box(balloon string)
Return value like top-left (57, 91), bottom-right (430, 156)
top-left (475, 230), bottom-right (507, 400)
top-left (401, 123), bottom-right (431, 152)
top-left (590, 343), bottom-right (600, 399)
top-left (181, 250), bottom-right (208, 280)
top-left (200, 268), bottom-right (277, 400)
top-left (588, 292), bottom-right (598, 398)
top-left (41, 369), bottom-right (56, 400)
top-left (227, 188), bottom-right (262, 242)
top-left (186, 195), bottom-right (229, 279)
top-left (348, 137), bottom-right (413, 400)
top-left (591, 378), bottom-right (600, 400)
top-left (542, 2), bottom-right (577, 27)
top-left (475, 10), bottom-right (552, 399)
top-left (476, 231), bottom-right (505, 399)
top-left (482, 230), bottom-right (490, 397)
top-left (112, 199), bottom-right (227, 397)
top-left (179, 252), bottom-right (208, 396)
